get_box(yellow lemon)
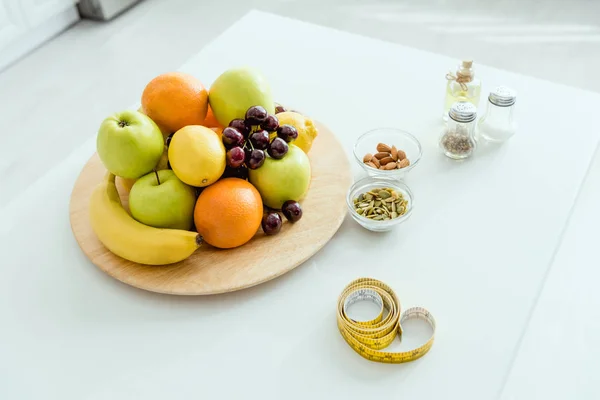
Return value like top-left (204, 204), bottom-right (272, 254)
top-left (273, 112), bottom-right (318, 153)
top-left (168, 125), bottom-right (226, 187)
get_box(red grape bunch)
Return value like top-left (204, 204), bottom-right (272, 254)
top-left (221, 105), bottom-right (299, 180)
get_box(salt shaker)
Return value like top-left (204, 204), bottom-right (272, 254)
top-left (477, 86), bottom-right (517, 143)
top-left (440, 101), bottom-right (477, 160)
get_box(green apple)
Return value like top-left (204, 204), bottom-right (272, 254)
top-left (97, 110), bottom-right (164, 179)
top-left (248, 144), bottom-right (311, 209)
top-left (209, 67), bottom-right (275, 126)
top-left (129, 170), bottom-right (196, 230)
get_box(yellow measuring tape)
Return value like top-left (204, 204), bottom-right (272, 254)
top-left (337, 277), bottom-right (436, 363)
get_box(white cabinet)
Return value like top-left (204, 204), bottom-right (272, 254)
top-left (0, 0), bottom-right (78, 71)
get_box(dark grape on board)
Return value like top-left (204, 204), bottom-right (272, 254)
top-left (282, 200), bottom-right (303, 222)
top-left (262, 212), bottom-right (282, 235)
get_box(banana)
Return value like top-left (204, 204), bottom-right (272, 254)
top-left (89, 172), bottom-right (202, 265)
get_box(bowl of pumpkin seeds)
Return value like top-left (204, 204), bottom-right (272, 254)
top-left (346, 177), bottom-right (413, 232)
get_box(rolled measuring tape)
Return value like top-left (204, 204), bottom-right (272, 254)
top-left (337, 277), bottom-right (436, 364)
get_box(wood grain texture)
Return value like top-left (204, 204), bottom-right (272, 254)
top-left (69, 121), bottom-right (352, 295)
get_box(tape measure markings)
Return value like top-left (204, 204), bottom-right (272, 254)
top-left (337, 278), bottom-right (436, 364)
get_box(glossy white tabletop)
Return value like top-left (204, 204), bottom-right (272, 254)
top-left (1, 11), bottom-right (600, 399)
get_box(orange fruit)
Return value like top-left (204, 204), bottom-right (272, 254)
top-left (141, 72), bottom-right (208, 133)
top-left (194, 178), bottom-right (263, 249)
top-left (203, 105), bottom-right (223, 129)
top-left (210, 127), bottom-right (223, 137)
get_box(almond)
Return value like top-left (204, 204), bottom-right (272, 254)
top-left (391, 146), bottom-right (398, 161)
top-left (374, 152), bottom-right (389, 160)
top-left (363, 153), bottom-right (373, 163)
top-left (385, 162), bottom-right (397, 170)
top-left (380, 156), bottom-right (394, 165)
top-left (371, 156), bottom-right (381, 168)
top-left (366, 161), bottom-right (377, 169)
top-left (397, 150), bottom-right (407, 161)
top-left (377, 143), bottom-right (392, 153)
top-left (397, 158), bottom-right (410, 168)
top-left (379, 165), bottom-right (386, 170)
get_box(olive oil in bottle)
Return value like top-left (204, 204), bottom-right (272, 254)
top-left (443, 60), bottom-right (481, 121)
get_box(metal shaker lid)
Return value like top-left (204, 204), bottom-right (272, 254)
top-left (489, 86), bottom-right (516, 106)
top-left (449, 101), bottom-right (477, 123)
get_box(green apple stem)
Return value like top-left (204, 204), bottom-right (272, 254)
top-left (154, 169), bottom-right (160, 185)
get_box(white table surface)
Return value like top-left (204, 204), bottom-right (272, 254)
top-left (2, 10), bottom-right (600, 400)
top-left (500, 145), bottom-right (600, 400)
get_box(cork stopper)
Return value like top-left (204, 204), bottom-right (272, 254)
top-left (462, 60), bottom-right (473, 68)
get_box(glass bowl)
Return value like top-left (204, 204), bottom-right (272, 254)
top-left (346, 176), bottom-right (414, 232)
top-left (353, 128), bottom-right (422, 180)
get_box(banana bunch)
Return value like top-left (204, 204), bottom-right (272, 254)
top-left (89, 173), bottom-right (202, 265)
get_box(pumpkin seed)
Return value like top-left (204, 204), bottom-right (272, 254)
top-left (378, 190), bottom-right (391, 199)
top-left (353, 187), bottom-right (409, 221)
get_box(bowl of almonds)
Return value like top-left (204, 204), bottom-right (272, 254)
top-left (346, 176), bottom-right (413, 232)
top-left (353, 128), bottom-right (422, 180)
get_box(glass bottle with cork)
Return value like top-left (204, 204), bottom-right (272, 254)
top-left (440, 101), bottom-right (477, 160)
top-left (443, 60), bottom-right (482, 121)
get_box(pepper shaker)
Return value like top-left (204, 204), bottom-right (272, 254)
top-left (477, 86), bottom-right (517, 143)
top-left (440, 101), bottom-right (477, 160)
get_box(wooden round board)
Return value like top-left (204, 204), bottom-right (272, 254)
top-left (69, 121), bottom-right (352, 295)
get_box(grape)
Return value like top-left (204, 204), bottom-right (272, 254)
top-left (244, 146), bottom-right (252, 163)
top-left (261, 114), bottom-right (279, 132)
top-left (226, 146), bottom-right (245, 168)
top-left (228, 119), bottom-right (250, 136)
top-left (249, 130), bottom-right (270, 150)
top-left (248, 149), bottom-right (266, 169)
top-left (222, 127), bottom-right (245, 148)
top-left (222, 165), bottom-right (248, 180)
top-left (276, 124), bottom-right (298, 143)
top-left (274, 103), bottom-right (286, 114)
top-left (282, 200), bottom-right (303, 222)
top-left (166, 132), bottom-right (175, 147)
top-left (245, 106), bottom-right (268, 125)
top-left (268, 137), bottom-right (288, 159)
top-left (262, 212), bottom-right (282, 235)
